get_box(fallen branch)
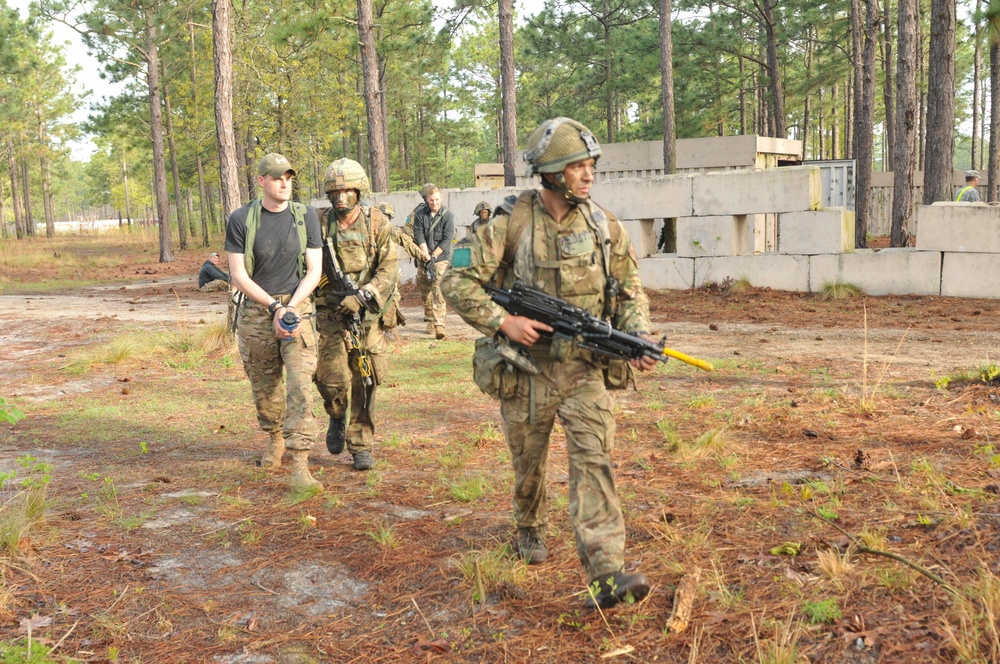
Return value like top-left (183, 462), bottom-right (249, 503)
top-left (665, 567), bottom-right (701, 634)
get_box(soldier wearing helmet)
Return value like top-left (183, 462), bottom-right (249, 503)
top-left (224, 153), bottom-right (324, 492)
top-left (374, 202), bottom-right (421, 332)
top-left (412, 185), bottom-right (456, 340)
top-left (469, 201), bottom-right (492, 237)
top-left (441, 118), bottom-right (656, 610)
top-left (313, 158), bottom-right (399, 471)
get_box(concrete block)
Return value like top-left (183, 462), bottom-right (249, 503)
top-left (693, 254), bottom-right (810, 291)
top-left (676, 215), bottom-right (749, 257)
top-left (778, 208), bottom-right (855, 255)
top-left (941, 252), bottom-right (1000, 298)
top-left (621, 219), bottom-right (658, 258)
top-left (592, 175), bottom-right (695, 220)
top-left (692, 166), bottom-right (823, 216)
top-left (916, 202), bottom-right (1000, 252)
top-left (637, 255), bottom-right (695, 290)
top-left (809, 249), bottom-right (941, 295)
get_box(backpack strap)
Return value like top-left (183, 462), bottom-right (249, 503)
top-left (244, 200), bottom-right (308, 279)
top-left (494, 192), bottom-right (533, 287)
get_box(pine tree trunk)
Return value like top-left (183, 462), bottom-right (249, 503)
top-left (892, 0), bottom-right (918, 247)
top-left (164, 80), bottom-right (187, 251)
top-left (144, 9), bottom-right (175, 263)
top-left (5, 136), bottom-right (23, 239)
top-left (499, 0), bottom-right (518, 186)
top-left (882, 0), bottom-right (895, 171)
top-left (212, 0), bottom-right (243, 222)
top-left (989, 42), bottom-right (1000, 202)
top-left (358, 0), bottom-right (388, 193)
top-left (922, 0), bottom-right (955, 204)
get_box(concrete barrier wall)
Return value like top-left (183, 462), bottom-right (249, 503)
top-left (311, 170), bottom-right (1000, 299)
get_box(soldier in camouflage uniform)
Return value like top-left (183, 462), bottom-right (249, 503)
top-left (376, 202), bottom-right (421, 333)
top-left (226, 153), bottom-right (324, 492)
top-left (469, 201), bottom-right (492, 237)
top-left (314, 160), bottom-right (398, 471)
top-left (441, 118), bottom-right (657, 609)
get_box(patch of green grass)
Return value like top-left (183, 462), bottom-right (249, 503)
top-left (454, 543), bottom-right (528, 602)
top-left (367, 520), bottom-right (399, 549)
top-left (819, 281), bottom-right (863, 300)
top-left (444, 475), bottom-right (492, 503)
top-left (801, 598), bottom-right (842, 624)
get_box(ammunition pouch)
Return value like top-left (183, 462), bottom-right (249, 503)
top-left (472, 337), bottom-right (539, 400)
top-left (603, 358), bottom-right (636, 391)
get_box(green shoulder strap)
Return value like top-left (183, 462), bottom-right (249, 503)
top-left (244, 200), bottom-right (308, 278)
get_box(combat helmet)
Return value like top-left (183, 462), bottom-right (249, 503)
top-left (377, 202), bottom-right (395, 220)
top-left (323, 159), bottom-right (371, 198)
top-left (523, 117), bottom-right (601, 175)
top-left (474, 201), bottom-right (491, 215)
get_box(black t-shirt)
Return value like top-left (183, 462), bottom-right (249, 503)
top-left (225, 202), bottom-right (322, 296)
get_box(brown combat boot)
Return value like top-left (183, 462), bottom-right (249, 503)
top-left (289, 450), bottom-right (323, 492)
top-left (259, 431), bottom-right (285, 470)
top-left (434, 326), bottom-right (446, 340)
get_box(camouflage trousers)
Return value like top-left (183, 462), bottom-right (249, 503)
top-left (314, 307), bottom-right (387, 454)
top-left (499, 356), bottom-right (625, 580)
top-left (236, 296), bottom-right (319, 451)
top-left (416, 260), bottom-right (449, 327)
top-left (199, 280), bottom-right (230, 293)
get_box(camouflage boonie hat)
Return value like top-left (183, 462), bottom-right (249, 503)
top-left (258, 153), bottom-right (295, 178)
top-left (377, 202), bottom-right (395, 219)
top-left (323, 159), bottom-right (371, 197)
top-left (523, 117), bottom-right (601, 175)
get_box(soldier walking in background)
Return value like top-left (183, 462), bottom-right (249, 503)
top-left (225, 153), bottom-right (324, 492)
top-left (441, 118), bottom-right (657, 609)
top-left (376, 202), bottom-right (421, 333)
top-left (469, 201), bottom-right (492, 237)
top-left (314, 160), bottom-right (398, 471)
top-left (413, 185), bottom-right (455, 340)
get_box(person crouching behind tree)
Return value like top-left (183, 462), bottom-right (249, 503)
top-left (226, 153), bottom-right (324, 492)
top-left (313, 159), bottom-right (398, 471)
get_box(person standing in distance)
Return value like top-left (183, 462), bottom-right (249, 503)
top-left (469, 201), bottom-right (492, 237)
top-left (956, 170), bottom-right (983, 202)
top-left (226, 153), bottom-right (324, 492)
top-left (412, 185), bottom-right (455, 340)
top-left (441, 118), bottom-right (656, 609)
top-left (313, 159), bottom-right (398, 471)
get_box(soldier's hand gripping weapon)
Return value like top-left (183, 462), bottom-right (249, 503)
top-left (321, 239), bottom-right (381, 385)
top-left (484, 281), bottom-right (713, 371)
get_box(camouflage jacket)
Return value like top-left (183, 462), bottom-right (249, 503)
top-left (317, 207), bottom-right (398, 310)
top-left (441, 190), bottom-right (650, 338)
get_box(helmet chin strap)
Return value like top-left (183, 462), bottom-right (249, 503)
top-left (551, 173), bottom-right (588, 205)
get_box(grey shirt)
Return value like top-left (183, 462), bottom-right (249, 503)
top-left (225, 202), bottom-right (322, 296)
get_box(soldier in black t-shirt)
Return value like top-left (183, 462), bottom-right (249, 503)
top-left (225, 153), bottom-right (325, 492)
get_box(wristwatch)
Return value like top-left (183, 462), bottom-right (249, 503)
top-left (267, 301), bottom-right (282, 315)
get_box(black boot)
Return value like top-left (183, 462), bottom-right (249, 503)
top-left (326, 415), bottom-right (346, 455)
top-left (585, 571), bottom-right (650, 609)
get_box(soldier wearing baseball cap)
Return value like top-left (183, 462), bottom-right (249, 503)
top-left (258, 153), bottom-right (296, 179)
top-left (224, 152), bottom-right (325, 493)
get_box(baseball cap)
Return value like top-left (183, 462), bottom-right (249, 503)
top-left (966, 170), bottom-right (980, 179)
top-left (258, 153), bottom-right (296, 178)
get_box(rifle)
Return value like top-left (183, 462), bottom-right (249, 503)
top-left (484, 282), bottom-right (713, 372)
top-left (423, 255), bottom-right (438, 283)
top-left (321, 239), bottom-right (381, 385)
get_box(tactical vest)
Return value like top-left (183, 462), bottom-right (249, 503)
top-left (318, 205), bottom-right (386, 306)
top-left (495, 190), bottom-right (620, 319)
top-left (242, 199), bottom-right (309, 278)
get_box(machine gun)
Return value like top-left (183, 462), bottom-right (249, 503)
top-left (484, 281), bottom-right (713, 371)
top-left (322, 239), bottom-right (381, 385)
